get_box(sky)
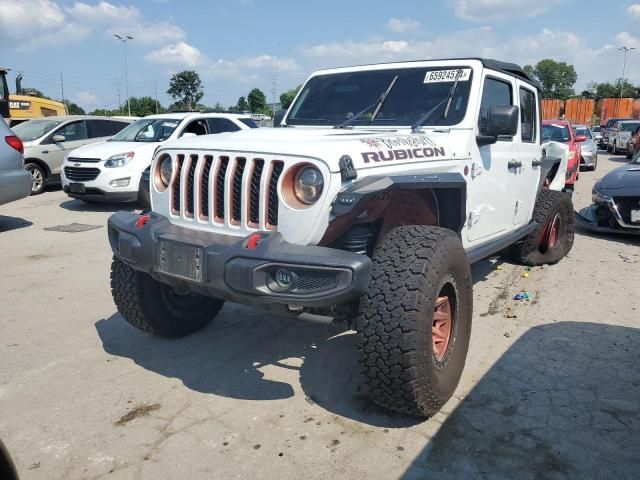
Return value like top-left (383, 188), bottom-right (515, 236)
top-left (1, 0), bottom-right (639, 112)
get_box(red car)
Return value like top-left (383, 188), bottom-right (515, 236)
top-left (542, 120), bottom-right (585, 189)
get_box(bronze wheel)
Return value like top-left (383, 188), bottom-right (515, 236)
top-left (433, 295), bottom-right (453, 362)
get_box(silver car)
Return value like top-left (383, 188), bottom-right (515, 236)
top-left (12, 115), bottom-right (132, 195)
top-left (609, 120), bottom-right (640, 156)
top-left (0, 120), bottom-right (31, 206)
top-left (573, 125), bottom-right (598, 171)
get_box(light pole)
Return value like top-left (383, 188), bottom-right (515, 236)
top-left (616, 46), bottom-right (635, 116)
top-left (114, 34), bottom-right (134, 116)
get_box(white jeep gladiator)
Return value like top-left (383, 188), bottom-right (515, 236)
top-left (108, 58), bottom-right (574, 417)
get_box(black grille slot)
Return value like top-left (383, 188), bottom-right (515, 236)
top-left (294, 269), bottom-right (338, 292)
top-left (172, 155), bottom-right (184, 214)
top-left (215, 157), bottom-right (229, 220)
top-left (67, 157), bottom-right (101, 163)
top-left (249, 159), bottom-right (264, 225)
top-left (267, 161), bottom-right (284, 227)
top-left (200, 156), bottom-right (213, 218)
top-left (614, 196), bottom-right (640, 224)
top-left (185, 155), bottom-right (198, 217)
top-left (231, 158), bottom-right (246, 223)
top-left (64, 167), bottom-right (100, 181)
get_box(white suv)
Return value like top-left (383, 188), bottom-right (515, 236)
top-left (61, 113), bottom-right (257, 204)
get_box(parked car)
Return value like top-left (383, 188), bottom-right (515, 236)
top-left (12, 115), bottom-right (133, 195)
top-left (627, 125), bottom-right (640, 159)
top-left (592, 125), bottom-right (603, 146)
top-left (603, 117), bottom-right (632, 151)
top-left (609, 120), bottom-right (640, 156)
top-left (578, 153), bottom-right (640, 234)
top-left (0, 120), bottom-right (31, 206)
top-left (573, 125), bottom-right (598, 171)
top-left (542, 119), bottom-right (582, 188)
top-left (62, 113), bottom-right (257, 205)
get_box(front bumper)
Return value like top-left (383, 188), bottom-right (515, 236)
top-left (577, 201), bottom-right (640, 235)
top-left (581, 150), bottom-right (597, 166)
top-left (108, 211), bottom-right (372, 308)
top-left (61, 165), bottom-right (142, 202)
top-left (63, 185), bottom-right (139, 203)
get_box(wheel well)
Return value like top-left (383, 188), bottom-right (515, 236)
top-left (24, 158), bottom-right (51, 178)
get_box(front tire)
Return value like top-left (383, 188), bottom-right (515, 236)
top-left (25, 163), bottom-right (46, 195)
top-left (510, 189), bottom-right (574, 266)
top-left (357, 226), bottom-right (473, 417)
top-left (110, 257), bottom-right (224, 338)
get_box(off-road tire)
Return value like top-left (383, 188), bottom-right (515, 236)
top-left (110, 257), bottom-right (224, 338)
top-left (356, 226), bottom-right (473, 417)
top-left (25, 162), bottom-right (46, 195)
top-left (510, 189), bottom-right (574, 266)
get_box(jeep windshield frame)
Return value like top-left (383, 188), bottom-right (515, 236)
top-left (286, 66), bottom-right (474, 128)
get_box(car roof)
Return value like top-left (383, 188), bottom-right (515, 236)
top-left (20, 115), bottom-right (132, 122)
top-left (543, 119), bottom-right (570, 125)
top-left (142, 112), bottom-right (252, 121)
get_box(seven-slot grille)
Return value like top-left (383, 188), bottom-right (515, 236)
top-left (614, 196), bottom-right (640, 224)
top-left (170, 154), bottom-right (285, 229)
top-left (64, 166), bottom-right (100, 181)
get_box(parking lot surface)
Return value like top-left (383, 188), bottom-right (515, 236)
top-left (1, 153), bottom-right (639, 480)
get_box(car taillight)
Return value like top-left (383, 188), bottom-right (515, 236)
top-left (5, 135), bottom-right (23, 154)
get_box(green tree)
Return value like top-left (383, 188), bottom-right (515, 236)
top-left (247, 88), bottom-right (267, 113)
top-left (280, 85), bottom-right (302, 109)
top-left (127, 96), bottom-right (164, 116)
top-left (236, 96), bottom-right (249, 112)
top-left (64, 100), bottom-right (85, 115)
top-left (21, 87), bottom-right (50, 99)
top-left (167, 70), bottom-right (203, 111)
top-left (593, 79), bottom-right (638, 99)
top-left (524, 59), bottom-right (577, 99)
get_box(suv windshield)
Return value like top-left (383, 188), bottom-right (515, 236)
top-left (111, 118), bottom-right (180, 142)
top-left (13, 119), bottom-right (62, 141)
top-left (574, 127), bottom-right (592, 138)
top-left (286, 66), bottom-right (473, 127)
top-left (542, 124), bottom-right (571, 142)
top-left (620, 122), bottom-right (640, 132)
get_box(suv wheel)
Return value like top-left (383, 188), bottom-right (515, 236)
top-left (510, 189), bottom-right (575, 266)
top-left (356, 225), bottom-right (473, 417)
top-left (25, 163), bottom-right (46, 195)
top-left (110, 257), bottom-right (224, 338)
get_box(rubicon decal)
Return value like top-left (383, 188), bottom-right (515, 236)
top-left (361, 147), bottom-right (446, 163)
top-left (360, 136), bottom-right (436, 150)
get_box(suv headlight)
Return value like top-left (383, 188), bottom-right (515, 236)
top-left (155, 154), bottom-right (174, 191)
top-left (293, 166), bottom-right (324, 205)
top-left (105, 151), bottom-right (135, 168)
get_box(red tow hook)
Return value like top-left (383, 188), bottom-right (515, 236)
top-left (245, 233), bottom-right (262, 250)
top-left (135, 214), bottom-right (151, 228)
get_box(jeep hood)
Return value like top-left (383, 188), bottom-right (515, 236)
top-left (69, 140), bottom-right (159, 159)
top-left (160, 128), bottom-right (457, 171)
top-left (596, 163), bottom-right (640, 196)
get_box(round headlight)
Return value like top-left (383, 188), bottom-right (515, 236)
top-left (159, 156), bottom-right (173, 187)
top-left (293, 167), bottom-right (324, 205)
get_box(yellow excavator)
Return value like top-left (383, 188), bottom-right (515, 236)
top-left (1, 68), bottom-right (67, 126)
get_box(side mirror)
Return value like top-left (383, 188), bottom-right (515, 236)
top-left (575, 135), bottom-right (587, 143)
top-left (52, 134), bottom-right (65, 143)
top-left (477, 105), bottom-right (519, 146)
top-left (273, 109), bottom-right (287, 127)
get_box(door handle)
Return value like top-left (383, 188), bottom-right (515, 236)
top-left (41, 150), bottom-right (49, 154)
top-left (508, 160), bottom-right (522, 169)
top-left (532, 159), bottom-right (543, 167)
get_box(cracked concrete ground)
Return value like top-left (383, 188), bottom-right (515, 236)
top-left (1, 153), bottom-right (639, 480)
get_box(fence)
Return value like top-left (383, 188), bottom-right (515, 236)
top-left (542, 97), bottom-right (640, 125)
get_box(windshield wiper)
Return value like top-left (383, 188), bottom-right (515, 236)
top-left (411, 69), bottom-right (463, 133)
top-left (335, 75), bottom-right (398, 129)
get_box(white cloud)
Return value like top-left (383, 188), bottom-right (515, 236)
top-left (628, 4), bottom-right (640, 18)
top-left (66, 1), bottom-right (139, 24)
top-left (386, 17), bottom-right (420, 33)
top-left (145, 42), bottom-right (205, 67)
top-left (617, 31), bottom-right (640, 49)
top-left (448, 0), bottom-right (561, 21)
top-left (73, 91), bottom-right (99, 107)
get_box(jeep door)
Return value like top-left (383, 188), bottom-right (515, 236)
top-left (512, 82), bottom-right (541, 225)
top-left (466, 72), bottom-right (518, 242)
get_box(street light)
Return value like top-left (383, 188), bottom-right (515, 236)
top-left (616, 46), bottom-right (635, 116)
top-left (114, 34), bottom-right (134, 116)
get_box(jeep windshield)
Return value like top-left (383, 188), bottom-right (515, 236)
top-left (286, 66), bottom-right (473, 127)
top-left (110, 118), bottom-right (180, 142)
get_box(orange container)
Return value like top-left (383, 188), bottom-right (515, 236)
top-left (597, 98), bottom-right (635, 124)
top-left (632, 99), bottom-right (640, 119)
top-left (564, 98), bottom-right (595, 126)
top-left (541, 99), bottom-right (563, 120)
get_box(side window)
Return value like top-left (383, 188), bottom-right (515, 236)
top-left (208, 118), bottom-right (241, 134)
top-left (108, 121), bottom-right (130, 135)
top-left (519, 88), bottom-right (536, 143)
top-left (87, 120), bottom-right (113, 138)
top-left (181, 119), bottom-right (209, 136)
top-left (55, 121), bottom-right (88, 141)
top-left (478, 77), bottom-right (513, 137)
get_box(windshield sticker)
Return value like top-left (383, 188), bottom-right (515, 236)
top-left (424, 69), bottom-right (471, 84)
top-left (359, 137), bottom-right (447, 163)
top-left (162, 121), bottom-right (179, 127)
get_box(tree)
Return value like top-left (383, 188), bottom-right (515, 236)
top-left (167, 70), bottom-right (204, 111)
top-left (211, 102), bottom-right (226, 113)
top-left (247, 88), bottom-right (267, 114)
top-left (593, 79), bottom-right (638, 99)
top-left (524, 59), bottom-right (577, 99)
top-left (21, 87), bottom-right (50, 99)
top-left (280, 85), bottom-right (302, 109)
top-left (236, 96), bottom-right (249, 112)
top-left (64, 100), bottom-right (85, 115)
top-left (127, 96), bottom-right (163, 116)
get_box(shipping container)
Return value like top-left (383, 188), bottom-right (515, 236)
top-left (632, 99), bottom-right (640, 119)
top-left (541, 99), bottom-right (563, 120)
top-left (597, 98), bottom-right (635, 125)
top-left (564, 98), bottom-right (595, 126)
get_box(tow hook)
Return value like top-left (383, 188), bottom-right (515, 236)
top-left (135, 214), bottom-right (150, 228)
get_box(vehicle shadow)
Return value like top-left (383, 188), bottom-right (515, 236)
top-left (402, 322), bottom-right (640, 479)
top-left (606, 154), bottom-right (633, 164)
top-left (59, 199), bottom-right (140, 213)
top-left (0, 215), bottom-right (33, 233)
